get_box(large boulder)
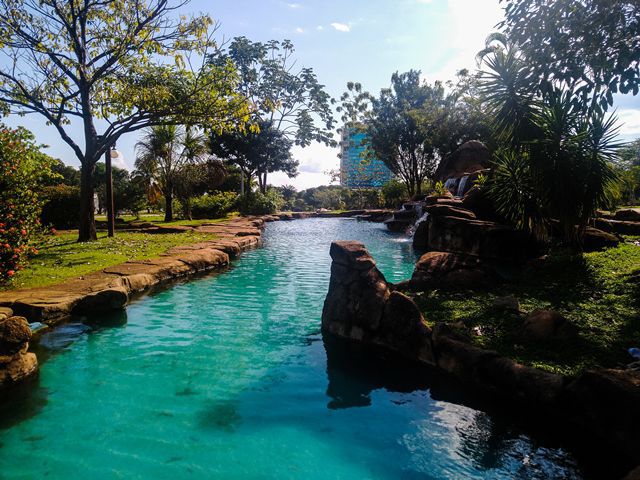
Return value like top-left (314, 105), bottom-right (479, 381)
top-left (434, 140), bottom-right (491, 181)
top-left (424, 204), bottom-right (476, 220)
top-left (321, 241), bottom-right (434, 363)
top-left (614, 208), bottom-right (640, 221)
top-left (582, 226), bottom-right (619, 252)
top-left (0, 316), bottom-right (38, 388)
top-left (461, 186), bottom-right (500, 221)
top-left (410, 251), bottom-right (496, 289)
top-left (426, 215), bottom-right (539, 262)
top-left (595, 218), bottom-right (640, 236)
top-left (520, 309), bottom-right (579, 341)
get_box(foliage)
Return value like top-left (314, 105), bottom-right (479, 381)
top-left (380, 179), bottom-right (407, 208)
top-left (501, 0), bottom-right (640, 111)
top-left (430, 181), bottom-right (448, 197)
top-left (210, 37), bottom-right (335, 189)
top-left (174, 161), bottom-right (227, 219)
top-left (237, 189), bottom-right (284, 215)
top-left (0, 126), bottom-right (56, 283)
top-left (339, 71), bottom-right (490, 196)
top-left (210, 120), bottom-right (298, 194)
top-left (41, 185), bottom-right (81, 229)
top-left (191, 192), bottom-right (238, 219)
top-left (478, 36), bottom-right (621, 245)
top-left (0, 0), bottom-right (249, 240)
top-left (311, 189), bottom-right (345, 211)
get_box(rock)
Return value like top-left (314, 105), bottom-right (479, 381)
top-left (623, 465), bottom-right (640, 480)
top-left (462, 186), bottom-right (499, 221)
top-left (426, 215), bottom-right (539, 262)
top-left (410, 251), bottom-right (496, 289)
top-left (492, 295), bottom-right (520, 312)
top-left (384, 219), bottom-right (412, 232)
top-left (0, 306), bottom-right (13, 321)
top-left (425, 193), bottom-right (455, 206)
top-left (72, 287), bottom-right (129, 314)
top-left (594, 218), bottom-right (640, 236)
top-left (614, 208), bottom-right (640, 221)
top-left (434, 140), bottom-right (491, 181)
top-left (0, 352), bottom-right (37, 386)
top-left (321, 241), bottom-right (433, 363)
top-left (521, 309), bottom-right (578, 341)
top-left (424, 204), bottom-right (477, 220)
top-left (413, 220), bottom-right (430, 249)
top-left (582, 226), bottom-right (619, 252)
top-left (564, 369), bottom-right (640, 462)
top-left (0, 316), bottom-right (32, 356)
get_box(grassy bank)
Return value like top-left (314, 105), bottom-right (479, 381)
top-left (413, 239), bottom-right (640, 376)
top-left (2, 230), bottom-right (220, 291)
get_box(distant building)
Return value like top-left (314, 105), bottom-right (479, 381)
top-left (339, 126), bottom-right (393, 188)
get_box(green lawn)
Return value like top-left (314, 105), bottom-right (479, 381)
top-left (2, 230), bottom-right (220, 291)
top-left (95, 212), bottom-right (239, 228)
top-left (412, 239), bottom-right (640, 376)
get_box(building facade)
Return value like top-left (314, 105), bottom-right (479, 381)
top-left (339, 126), bottom-right (394, 188)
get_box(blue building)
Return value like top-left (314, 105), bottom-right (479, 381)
top-left (339, 126), bottom-right (394, 188)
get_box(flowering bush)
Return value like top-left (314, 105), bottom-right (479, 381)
top-left (0, 126), bottom-right (56, 283)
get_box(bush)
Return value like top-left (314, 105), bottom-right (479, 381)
top-left (0, 126), bottom-right (56, 283)
top-left (238, 190), bottom-right (284, 215)
top-left (41, 185), bottom-right (81, 229)
top-left (191, 191), bottom-right (238, 219)
top-left (381, 179), bottom-right (407, 208)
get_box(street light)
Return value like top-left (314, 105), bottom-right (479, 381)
top-left (105, 145), bottom-right (120, 237)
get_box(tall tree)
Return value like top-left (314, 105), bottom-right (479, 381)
top-left (0, 0), bottom-right (249, 241)
top-left (209, 120), bottom-right (298, 194)
top-left (500, 0), bottom-right (640, 111)
top-left (210, 37), bottom-right (335, 188)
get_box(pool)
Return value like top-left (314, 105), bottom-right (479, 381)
top-left (0, 218), bottom-right (589, 478)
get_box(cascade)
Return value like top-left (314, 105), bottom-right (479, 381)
top-left (456, 175), bottom-right (470, 197)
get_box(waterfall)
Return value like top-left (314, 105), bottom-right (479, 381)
top-left (456, 175), bottom-right (469, 197)
top-left (444, 178), bottom-right (456, 193)
top-left (411, 212), bottom-right (429, 238)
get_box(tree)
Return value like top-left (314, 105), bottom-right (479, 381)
top-left (174, 161), bottom-right (227, 219)
top-left (0, 0), bottom-right (249, 241)
top-left (210, 37), bottom-right (335, 188)
top-left (500, 0), bottom-right (640, 111)
top-left (209, 120), bottom-right (298, 194)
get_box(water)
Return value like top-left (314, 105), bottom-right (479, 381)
top-left (0, 219), bottom-right (589, 479)
top-left (456, 175), bottom-right (470, 198)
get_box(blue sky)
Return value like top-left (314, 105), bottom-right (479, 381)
top-left (6, 0), bottom-right (640, 189)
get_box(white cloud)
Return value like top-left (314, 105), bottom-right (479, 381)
top-left (295, 27), bottom-right (304, 34)
top-left (417, 0), bottom-right (434, 3)
top-left (330, 22), bottom-right (351, 32)
top-left (286, 2), bottom-right (301, 8)
top-left (269, 143), bottom-right (339, 190)
top-left (618, 109), bottom-right (640, 138)
top-left (316, 25), bottom-right (324, 31)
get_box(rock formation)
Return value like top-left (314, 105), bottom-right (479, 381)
top-left (434, 140), bottom-right (491, 181)
top-left (0, 311), bottom-right (38, 389)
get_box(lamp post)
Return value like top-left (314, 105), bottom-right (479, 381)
top-left (105, 144), bottom-right (120, 237)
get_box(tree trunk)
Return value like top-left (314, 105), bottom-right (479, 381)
top-left (164, 185), bottom-right (173, 222)
top-left (78, 163), bottom-right (97, 242)
top-left (261, 172), bottom-right (268, 194)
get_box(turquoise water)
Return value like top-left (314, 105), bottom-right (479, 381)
top-left (0, 219), bottom-right (588, 479)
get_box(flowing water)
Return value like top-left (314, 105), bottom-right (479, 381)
top-left (0, 219), bottom-right (591, 479)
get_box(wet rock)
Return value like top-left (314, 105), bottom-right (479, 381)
top-left (412, 220), bottom-right (430, 249)
top-left (322, 241), bottom-right (433, 363)
top-left (521, 309), bottom-right (578, 341)
top-left (424, 204), bottom-right (477, 220)
top-left (410, 251), bottom-right (496, 289)
top-left (582, 226), bottom-right (619, 252)
top-left (462, 185), bottom-right (499, 221)
top-left (0, 316), bottom-right (32, 356)
top-left (0, 352), bottom-right (37, 386)
top-left (425, 193), bottom-right (455, 206)
top-left (426, 215), bottom-right (539, 262)
top-left (0, 306), bottom-right (12, 321)
top-left (594, 218), bottom-right (640, 236)
top-left (434, 140), bottom-right (491, 181)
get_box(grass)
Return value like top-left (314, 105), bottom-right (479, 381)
top-left (95, 212), bottom-right (239, 228)
top-left (2, 230), bottom-right (221, 291)
top-left (411, 239), bottom-right (640, 376)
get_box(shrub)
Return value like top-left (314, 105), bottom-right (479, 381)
top-left (238, 190), bottom-right (284, 215)
top-left (381, 179), bottom-right (407, 208)
top-left (0, 126), bottom-right (56, 283)
top-left (41, 185), bottom-right (81, 229)
top-left (191, 191), bottom-right (238, 219)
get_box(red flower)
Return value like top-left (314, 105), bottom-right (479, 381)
top-left (6, 270), bottom-right (14, 277)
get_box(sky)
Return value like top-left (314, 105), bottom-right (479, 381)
top-left (5, 0), bottom-right (640, 190)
